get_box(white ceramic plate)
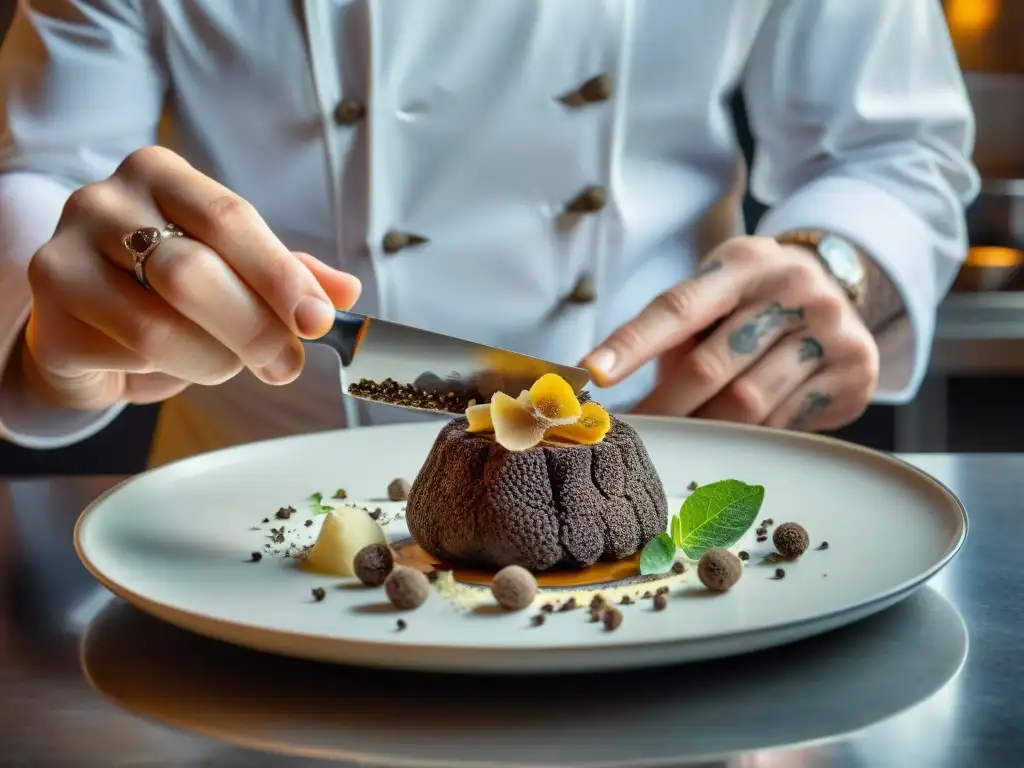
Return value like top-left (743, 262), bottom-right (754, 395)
top-left (74, 416), bottom-right (967, 674)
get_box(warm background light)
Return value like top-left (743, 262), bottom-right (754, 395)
top-left (946, 0), bottom-right (1000, 37)
top-left (965, 246), bottom-right (1023, 268)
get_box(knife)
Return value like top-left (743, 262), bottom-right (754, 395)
top-left (302, 310), bottom-right (591, 414)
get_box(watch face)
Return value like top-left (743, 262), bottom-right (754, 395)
top-left (819, 235), bottom-right (863, 286)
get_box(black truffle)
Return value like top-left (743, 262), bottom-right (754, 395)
top-left (353, 543), bottom-right (394, 586)
top-left (385, 566), bottom-right (430, 609)
top-left (405, 414), bottom-right (668, 571)
top-left (491, 565), bottom-right (538, 610)
top-left (388, 477), bottom-right (411, 502)
top-left (697, 548), bottom-right (742, 592)
top-left (773, 522), bottom-right (809, 559)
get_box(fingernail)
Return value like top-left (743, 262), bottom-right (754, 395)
top-left (260, 339), bottom-right (304, 383)
top-left (294, 296), bottom-right (335, 337)
top-left (583, 348), bottom-right (617, 384)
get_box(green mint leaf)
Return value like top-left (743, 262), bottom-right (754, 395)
top-left (673, 479), bottom-right (764, 559)
top-left (311, 492), bottom-right (323, 504)
top-left (313, 504), bottom-right (334, 515)
top-left (640, 532), bottom-right (677, 575)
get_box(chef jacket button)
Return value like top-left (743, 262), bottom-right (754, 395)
top-left (334, 98), bottom-right (366, 125)
top-left (382, 231), bottom-right (429, 254)
top-left (558, 74), bottom-right (612, 107)
top-left (566, 273), bottom-right (596, 304)
top-left (566, 185), bottom-right (607, 214)
top-left (579, 75), bottom-right (612, 103)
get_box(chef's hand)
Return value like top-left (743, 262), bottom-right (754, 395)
top-left (580, 236), bottom-right (880, 432)
top-left (22, 146), bottom-right (362, 411)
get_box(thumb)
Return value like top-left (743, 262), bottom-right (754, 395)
top-left (293, 252), bottom-right (362, 311)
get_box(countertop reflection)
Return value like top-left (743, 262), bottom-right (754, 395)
top-left (1, 455), bottom-right (1022, 766)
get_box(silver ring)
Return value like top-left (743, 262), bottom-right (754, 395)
top-left (122, 223), bottom-right (186, 290)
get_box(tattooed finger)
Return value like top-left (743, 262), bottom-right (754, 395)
top-left (765, 368), bottom-right (871, 433)
top-left (694, 334), bottom-right (825, 424)
top-left (727, 302), bottom-right (804, 356)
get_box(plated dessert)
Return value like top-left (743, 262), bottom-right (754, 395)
top-left (248, 372), bottom-right (822, 630)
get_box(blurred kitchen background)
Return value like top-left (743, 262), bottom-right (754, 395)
top-left (0, 0), bottom-right (1021, 474)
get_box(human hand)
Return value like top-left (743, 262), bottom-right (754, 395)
top-left (580, 236), bottom-right (880, 432)
top-left (22, 146), bottom-right (362, 411)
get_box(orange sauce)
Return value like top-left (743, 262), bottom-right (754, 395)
top-left (392, 539), bottom-right (641, 588)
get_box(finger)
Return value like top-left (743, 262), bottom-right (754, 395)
top-left (28, 234), bottom-right (242, 387)
top-left (27, 301), bottom-right (155, 376)
top-left (581, 256), bottom-right (752, 385)
top-left (125, 372), bottom-right (190, 405)
top-left (694, 334), bottom-right (826, 424)
top-left (633, 300), bottom-right (806, 418)
top-left (114, 147), bottom-right (342, 339)
top-left (71, 182), bottom-right (305, 385)
top-left (293, 252), bottom-right (362, 310)
top-left (765, 366), bottom-right (873, 433)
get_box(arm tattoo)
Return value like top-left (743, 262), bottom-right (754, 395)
top-left (729, 303), bottom-right (804, 355)
top-left (695, 259), bottom-right (724, 277)
top-left (787, 392), bottom-right (831, 431)
top-left (798, 337), bottom-right (824, 362)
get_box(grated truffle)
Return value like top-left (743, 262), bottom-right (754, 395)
top-left (353, 542), bottom-right (394, 587)
top-left (404, 411), bottom-right (668, 571)
top-left (490, 565), bottom-right (538, 611)
top-left (384, 566), bottom-right (430, 610)
top-left (773, 522), bottom-right (809, 559)
top-left (697, 548), bottom-right (742, 592)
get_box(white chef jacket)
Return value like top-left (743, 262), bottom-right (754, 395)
top-left (0, 0), bottom-right (978, 467)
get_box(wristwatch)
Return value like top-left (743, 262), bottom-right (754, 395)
top-left (774, 230), bottom-right (867, 308)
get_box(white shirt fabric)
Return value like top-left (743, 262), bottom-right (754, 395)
top-left (0, 0), bottom-right (978, 467)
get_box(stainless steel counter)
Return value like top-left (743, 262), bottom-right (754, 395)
top-left (0, 456), bottom-right (1021, 767)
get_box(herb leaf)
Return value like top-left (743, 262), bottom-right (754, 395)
top-left (639, 532), bottom-right (676, 575)
top-left (314, 504), bottom-right (334, 515)
top-left (672, 479), bottom-right (764, 559)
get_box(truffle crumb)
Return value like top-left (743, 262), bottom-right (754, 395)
top-left (261, 517), bottom-right (270, 524)
top-left (541, 603), bottom-right (555, 614)
top-left (602, 607), bottom-right (623, 631)
top-left (773, 522), bottom-right (810, 559)
top-left (387, 478), bottom-right (411, 502)
top-left (559, 597), bottom-right (578, 612)
top-left (656, 585), bottom-right (670, 596)
top-left (774, 568), bottom-right (785, 579)
top-left (304, 519), bottom-right (313, 527)
top-left (697, 548), bottom-right (742, 592)
top-left (396, 618), bottom-right (407, 631)
top-left (620, 595), bottom-right (633, 605)
top-left (275, 506), bottom-right (295, 520)
top-left (738, 550), bottom-right (750, 561)
top-left (756, 535), bottom-right (767, 543)
top-left (333, 488), bottom-right (347, 500)
top-left (491, 565), bottom-right (538, 611)
top-left (353, 543), bottom-right (394, 587)
top-left (249, 552), bottom-right (262, 563)
top-left (385, 566), bottom-right (431, 610)
top-left (531, 614), bottom-right (546, 628)
top-left (370, 507), bottom-right (383, 520)
top-left (653, 593), bottom-right (668, 611)
top-left (766, 518), bottom-right (774, 525)
top-left (756, 526), bottom-right (767, 537)
top-left (817, 541), bottom-right (829, 550)
top-left (312, 587), bottom-right (326, 602)
top-left (671, 561), bottom-right (685, 575)
top-left (590, 594), bottom-right (606, 610)
top-left (687, 480), bottom-right (699, 491)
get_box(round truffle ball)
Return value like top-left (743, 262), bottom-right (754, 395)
top-left (490, 565), bottom-right (538, 611)
top-left (384, 566), bottom-right (430, 609)
top-left (697, 548), bottom-right (742, 592)
top-left (388, 477), bottom-right (411, 502)
top-left (773, 522), bottom-right (809, 559)
top-left (353, 542), bottom-right (394, 587)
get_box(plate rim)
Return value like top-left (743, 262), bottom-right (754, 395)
top-left (73, 415), bottom-right (969, 658)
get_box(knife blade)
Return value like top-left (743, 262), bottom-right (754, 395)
top-left (302, 310), bottom-right (591, 414)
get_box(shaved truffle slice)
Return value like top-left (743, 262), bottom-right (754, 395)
top-left (405, 413), bottom-right (668, 572)
top-left (545, 401), bottom-right (611, 445)
top-left (491, 391), bottom-right (548, 451)
top-left (528, 373), bottom-right (582, 425)
top-left (465, 402), bottom-right (494, 433)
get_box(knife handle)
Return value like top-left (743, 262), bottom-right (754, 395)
top-left (299, 310), bottom-right (367, 367)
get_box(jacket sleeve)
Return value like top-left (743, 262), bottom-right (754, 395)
top-left (0, 0), bottom-right (165, 448)
top-left (743, 0), bottom-right (979, 404)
